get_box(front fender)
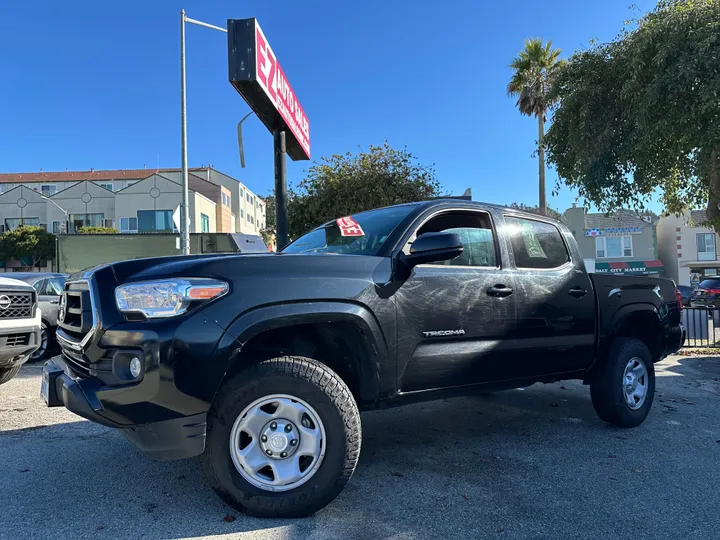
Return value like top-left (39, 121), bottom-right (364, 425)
top-left (212, 301), bottom-right (390, 404)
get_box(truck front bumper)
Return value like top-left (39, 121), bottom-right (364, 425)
top-left (43, 355), bottom-right (207, 460)
top-left (0, 310), bottom-right (42, 368)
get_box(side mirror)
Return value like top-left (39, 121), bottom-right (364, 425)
top-left (399, 232), bottom-right (464, 268)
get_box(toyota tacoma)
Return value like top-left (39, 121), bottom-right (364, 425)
top-left (43, 200), bottom-right (685, 517)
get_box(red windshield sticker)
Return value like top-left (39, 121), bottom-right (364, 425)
top-left (336, 216), bottom-right (365, 237)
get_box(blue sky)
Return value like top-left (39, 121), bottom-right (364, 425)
top-left (0, 0), bottom-right (658, 213)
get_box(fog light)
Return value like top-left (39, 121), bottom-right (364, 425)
top-left (129, 357), bottom-right (142, 378)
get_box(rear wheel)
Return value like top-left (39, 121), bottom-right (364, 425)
top-left (0, 365), bottom-right (22, 385)
top-left (200, 356), bottom-right (361, 518)
top-left (590, 338), bottom-right (655, 427)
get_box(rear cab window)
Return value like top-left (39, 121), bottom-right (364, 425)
top-left (504, 216), bottom-right (570, 269)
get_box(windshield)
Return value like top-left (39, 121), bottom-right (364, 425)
top-left (281, 205), bottom-right (416, 256)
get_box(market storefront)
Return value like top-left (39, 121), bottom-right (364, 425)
top-left (593, 259), bottom-right (664, 276)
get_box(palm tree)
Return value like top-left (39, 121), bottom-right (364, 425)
top-left (508, 39), bottom-right (563, 215)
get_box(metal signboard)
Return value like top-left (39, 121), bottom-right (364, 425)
top-left (227, 18), bottom-right (310, 161)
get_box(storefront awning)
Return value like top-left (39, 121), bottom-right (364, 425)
top-left (594, 260), bottom-right (664, 275)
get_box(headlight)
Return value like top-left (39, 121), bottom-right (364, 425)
top-left (115, 278), bottom-right (228, 319)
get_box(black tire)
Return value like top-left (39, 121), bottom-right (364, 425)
top-left (0, 365), bottom-right (22, 385)
top-left (590, 338), bottom-right (655, 427)
top-left (200, 356), bottom-right (361, 518)
top-left (29, 323), bottom-right (48, 362)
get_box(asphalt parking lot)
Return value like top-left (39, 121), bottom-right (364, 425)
top-left (1, 355), bottom-right (720, 540)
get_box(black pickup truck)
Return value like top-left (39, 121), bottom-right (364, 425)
top-left (43, 200), bottom-right (684, 517)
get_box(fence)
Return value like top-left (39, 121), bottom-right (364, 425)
top-left (682, 308), bottom-right (720, 348)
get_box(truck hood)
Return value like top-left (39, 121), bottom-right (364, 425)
top-left (0, 276), bottom-right (35, 291)
top-left (82, 252), bottom-right (393, 288)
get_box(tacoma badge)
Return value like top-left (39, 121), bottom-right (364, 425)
top-left (422, 329), bottom-right (466, 338)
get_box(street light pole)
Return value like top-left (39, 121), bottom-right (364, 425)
top-left (179, 9), bottom-right (190, 255)
top-left (44, 196), bottom-right (68, 273)
top-left (179, 9), bottom-right (227, 256)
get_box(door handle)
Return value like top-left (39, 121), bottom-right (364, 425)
top-left (49, 300), bottom-right (59, 304)
top-left (568, 287), bottom-right (588, 298)
top-left (487, 285), bottom-right (513, 298)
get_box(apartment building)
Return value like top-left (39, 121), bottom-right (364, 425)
top-left (657, 210), bottom-right (720, 286)
top-left (563, 206), bottom-right (664, 276)
top-left (0, 167), bottom-right (266, 235)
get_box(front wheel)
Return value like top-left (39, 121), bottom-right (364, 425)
top-left (200, 356), bottom-right (361, 518)
top-left (0, 365), bottom-right (22, 385)
top-left (590, 338), bottom-right (655, 427)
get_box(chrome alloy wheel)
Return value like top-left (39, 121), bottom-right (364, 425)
top-left (623, 357), bottom-right (648, 410)
top-left (229, 394), bottom-right (326, 492)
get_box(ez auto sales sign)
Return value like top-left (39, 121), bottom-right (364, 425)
top-left (227, 18), bottom-right (311, 161)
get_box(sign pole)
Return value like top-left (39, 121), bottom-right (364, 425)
top-left (274, 129), bottom-right (288, 249)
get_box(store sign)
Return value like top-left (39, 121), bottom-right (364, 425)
top-left (585, 226), bottom-right (643, 237)
top-left (595, 265), bottom-right (648, 274)
top-left (227, 18), bottom-right (310, 161)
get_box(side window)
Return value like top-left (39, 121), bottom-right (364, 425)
top-left (46, 277), bottom-right (65, 296)
top-left (413, 211), bottom-right (498, 267)
top-left (33, 279), bottom-right (46, 294)
top-left (505, 217), bottom-right (570, 269)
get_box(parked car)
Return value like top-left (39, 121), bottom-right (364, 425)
top-left (677, 285), bottom-right (694, 307)
top-left (43, 200), bottom-right (685, 518)
top-left (690, 277), bottom-right (720, 309)
top-left (0, 275), bottom-right (41, 385)
top-left (9, 273), bottom-right (66, 361)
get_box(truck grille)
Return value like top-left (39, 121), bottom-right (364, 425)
top-left (0, 292), bottom-right (33, 319)
top-left (57, 280), bottom-right (96, 351)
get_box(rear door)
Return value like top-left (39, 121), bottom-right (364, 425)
top-left (395, 207), bottom-right (518, 391)
top-left (505, 215), bottom-right (596, 375)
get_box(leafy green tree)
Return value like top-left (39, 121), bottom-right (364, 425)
top-left (545, 0), bottom-right (720, 229)
top-left (508, 39), bottom-right (564, 216)
top-left (287, 142), bottom-right (441, 238)
top-left (78, 226), bottom-right (119, 234)
top-left (1, 226), bottom-right (55, 268)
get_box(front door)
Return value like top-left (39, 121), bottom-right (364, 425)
top-left (395, 209), bottom-right (518, 392)
top-left (505, 215), bottom-right (596, 375)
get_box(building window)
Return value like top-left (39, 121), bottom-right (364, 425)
top-left (250, 215), bottom-right (254, 225)
top-left (126, 181), bottom-right (137, 188)
top-left (41, 184), bottom-right (57, 196)
top-left (240, 209), bottom-right (244, 218)
top-left (5, 217), bottom-right (40, 231)
top-left (247, 213), bottom-right (251, 222)
top-left (99, 182), bottom-right (114, 191)
top-left (222, 193), bottom-right (231, 207)
top-left (239, 187), bottom-right (244, 199)
top-left (201, 213), bottom-right (210, 233)
top-left (596, 236), bottom-right (633, 258)
top-left (69, 213), bottom-right (104, 233)
top-left (137, 210), bottom-right (174, 232)
top-left (697, 233), bottom-right (716, 261)
top-left (52, 221), bottom-right (61, 234)
top-left (119, 217), bottom-right (138, 233)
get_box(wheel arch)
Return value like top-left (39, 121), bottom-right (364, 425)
top-left (601, 304), bottom-right (663, 364)
top-left (212, 302), bottom-right (389, 408)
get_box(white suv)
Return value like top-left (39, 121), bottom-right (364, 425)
top-left (0, 276), bottom-right (41, 385)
